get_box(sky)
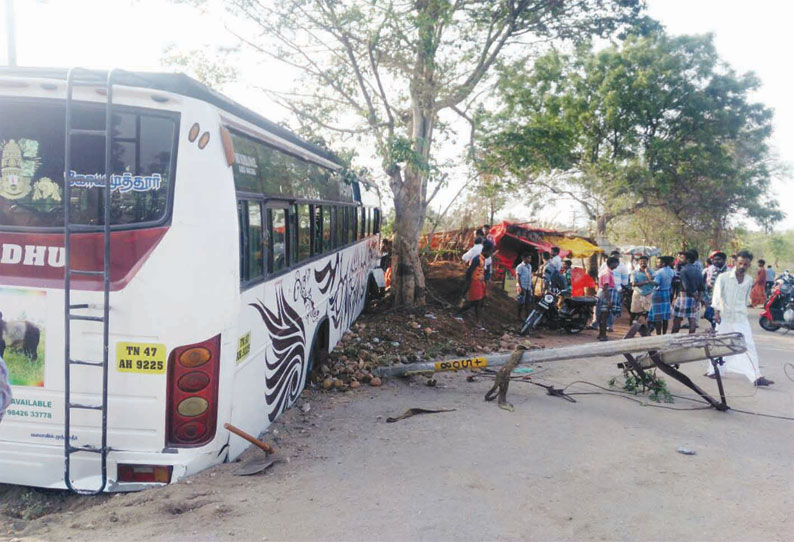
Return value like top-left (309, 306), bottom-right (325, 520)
top-left (1, 0), bottom-right (792, 230)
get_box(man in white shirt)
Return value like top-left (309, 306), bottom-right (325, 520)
top-left (593, 251), bottom-right (628, 331)
top-left (707, 250), bottom-right (774, 386)
top-left (549, 247), bottom-right (563, 272)
top-left (462, 236), bottom-right (483, 263)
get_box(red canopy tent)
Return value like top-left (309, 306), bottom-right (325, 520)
top-left (487, 221), bottom-right (596, 294)
top-left (489, 221), bottom-right (570, 272)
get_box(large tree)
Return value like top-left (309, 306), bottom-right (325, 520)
top-left (190, 0), bottom-right (645, 306)
top-left (480, 32), bottom-right (782, 246)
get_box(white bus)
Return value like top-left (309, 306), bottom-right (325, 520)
top-left (0, 68), bottom-right (383, 493)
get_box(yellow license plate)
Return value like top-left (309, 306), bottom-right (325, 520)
top-left (236, 332), bottom-right (251, 364)
top-left (116, 342), bottom-right (167, 374)
top-left (433, 357), bottom-right (488, 372)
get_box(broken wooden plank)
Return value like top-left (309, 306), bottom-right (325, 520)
top-left (374, 332), bottom-right (746, 378)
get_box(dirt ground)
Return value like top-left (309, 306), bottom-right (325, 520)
top-left (2, 269), bottom-right (793, 540)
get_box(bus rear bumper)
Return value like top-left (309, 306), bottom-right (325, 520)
top-left (0, 439), bottom-right (225, 492)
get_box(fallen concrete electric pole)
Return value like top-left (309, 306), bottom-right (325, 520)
top-left (375, 332), bottom-right (745, 377)
top-left (375, 332), bottom-right (746, 411)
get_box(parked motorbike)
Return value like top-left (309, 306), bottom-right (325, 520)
top-left (759, 271), bottom-right (794, 332)
top-left (520, 288), bottom-right (597, 335)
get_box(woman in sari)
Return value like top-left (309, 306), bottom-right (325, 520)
top-left (749, 259), bottom-right (767, 307)
top-left (459, 247), bottom-right (491, 322)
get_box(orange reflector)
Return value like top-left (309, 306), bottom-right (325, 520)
top-left (178, 347), bottom-right (211, 368)
top-left (177, 396), bottom-right (209, 417)
top-left (117, 464), bottom-right (173, 484)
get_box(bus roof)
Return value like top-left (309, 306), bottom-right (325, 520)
top-left (0, 67), bottom-right (341, 166)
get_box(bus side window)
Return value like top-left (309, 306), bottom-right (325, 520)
top-left (290, 204), bottom-right (299, 265)
top-left (247, 201), bottom-right (265, 282)
top-left (322, 205), bottom-right (332, 252)
top-left (366, 208), bottom-right (372, 236)
top-left (312, 205), bottom-right (322, 255)
top-left (238, 200), bottom-right (248, 282)
top-left (373, 209), bottom-right (381, 234)
top-left (270, 207), bottom-right (287, 273)
top-left (335, 206), bottom-right (345, 248)
top-left (298, 203), bottom-right (311, 261)
top-left (359, 207), bottom-right (366, 238)
top-left (347, 207), bottom-right (356, 243)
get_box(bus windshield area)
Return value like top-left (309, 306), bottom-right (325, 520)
top-left (0, 99), bottom-right (176, 228)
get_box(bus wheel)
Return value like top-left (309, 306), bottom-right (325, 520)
top-left (364, 275), bottom-right (382, 312)
top-left (307, 322), bottom-right (329, 384)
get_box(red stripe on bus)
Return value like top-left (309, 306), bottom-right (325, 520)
top-left (0, 227), bottom-right (169, 291)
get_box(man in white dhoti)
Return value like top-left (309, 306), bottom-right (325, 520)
top-left (707, 250), bottom-right (774, 386)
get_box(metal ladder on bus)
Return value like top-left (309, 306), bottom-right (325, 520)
top-left (63, 68), bottom-right (115, 494)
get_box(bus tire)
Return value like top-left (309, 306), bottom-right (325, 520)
top-left (364, 274), bottom-right (382, 313)
top-left (306, 320), bottom-right (330, 379)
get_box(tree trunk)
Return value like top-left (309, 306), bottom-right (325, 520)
top-left (710, 220), bottom-right (724, 249)
top-left (389, 167), bottom-right (427, 307)
top-left (595, 213), bottom-right (610, 237)
top-left (589, 212), bottom-right (612, 279)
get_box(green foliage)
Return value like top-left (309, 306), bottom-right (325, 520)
top-left (736, 230), bottom-right (794, 271)
top-left (480, 32), bottom-right (783, 239)
top-left (212, 0), bottom-right (647, 213)
top-left (4, 330), bottom-right (46, 387)
top-left (611, 368), bottom-right (673, 403)
top-left (160, 44), bottom-right (238, 89)
top-left (380, 207), bottom-right (396, 238)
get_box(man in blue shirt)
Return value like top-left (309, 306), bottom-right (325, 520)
top-left (515, 253), bottom-right (533, 319)
top-left (648, 256), bottom-right (676, 335)
top-left (766, 264), bottom-right (776, 296)
top-left (672, 250), bottom-right (705, 334)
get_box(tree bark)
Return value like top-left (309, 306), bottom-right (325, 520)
top-left (390, 169), bottom-right (427, 306)
top-left (710, 220), bottom-right (724, 250)
top-left (388, 98), bottom-right (433, 307)
top-left (595, 212), bottom-right (611, 237)
top-left (589, 212), bottom-right (613, 278)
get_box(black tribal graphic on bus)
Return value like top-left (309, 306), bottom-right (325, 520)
top-left (314, 253), bottom-right (339, 295)
top-left (253, 242), bottom-right (376, 420)
top-left (250, 289), bottom-right (306, 422)
top-left (314, 247), bottom-right (371, 333)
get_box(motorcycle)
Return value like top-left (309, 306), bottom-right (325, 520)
top-left (520, 288), bottom-right (598, 335)
top-left (759, 271), bottom-right (794, 332)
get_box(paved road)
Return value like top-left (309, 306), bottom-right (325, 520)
top-left (16, 310), bottom-right (794, 542)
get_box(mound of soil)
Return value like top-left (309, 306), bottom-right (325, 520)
top-left (309, 261), bottom-right (545, 391)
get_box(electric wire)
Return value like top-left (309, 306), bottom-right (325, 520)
top-left (784, 362), bottom-right (794, 383)
top-left (549, 379), bottom-right (794, 421)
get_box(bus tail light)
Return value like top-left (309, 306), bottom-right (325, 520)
top-left (117, 464), bottom-right (173, 484)
top-left (166, 334), bottom-right (221, 447)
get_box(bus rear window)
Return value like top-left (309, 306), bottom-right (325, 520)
top-left (0, 100), bottom-right (176, 228)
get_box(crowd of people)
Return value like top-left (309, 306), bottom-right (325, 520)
top-left (453, 225), bottom-right (776, 388)
top-left (592, 248), bottom-right (774, 386)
